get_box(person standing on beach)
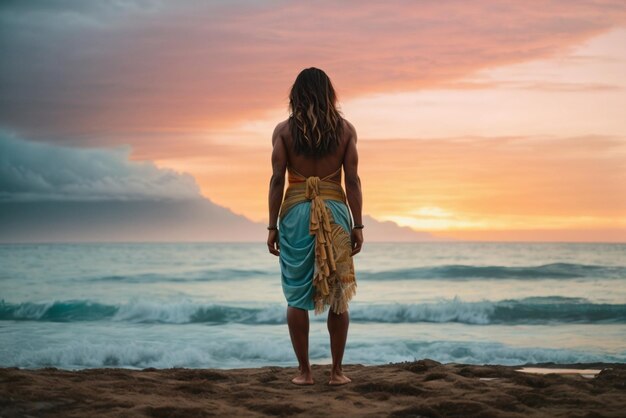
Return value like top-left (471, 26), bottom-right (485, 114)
top-left (267, 67), bottom-right (364, 386)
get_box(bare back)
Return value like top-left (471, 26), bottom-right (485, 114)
top-left (277, 118), bottom-right (357, 185)
top-left (268, 112), bottom-right (362, 257)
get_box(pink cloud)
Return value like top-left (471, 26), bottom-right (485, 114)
top-left (1, 0), bottom-right (624, 152)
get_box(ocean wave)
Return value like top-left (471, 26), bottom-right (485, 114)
top-left (85, 268), bottom-right (272, 283)
top-left (73, 263), bottom-right (626, 283)
top-left (351, 296), bottom-right (626, 324)
top-left (360, 263), bottom-right (626, 280)
top-left (2, 296), bottom-right (625, 325)
top-left (3, 336), bottom-right (625, 370)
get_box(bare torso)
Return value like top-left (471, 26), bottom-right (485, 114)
top-left (268, 112), bottom-right (362, 257)
top-left (277, 118), bottom-right (352, 184)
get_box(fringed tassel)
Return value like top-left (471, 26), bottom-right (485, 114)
top-left (306, 176), bottom-right (357, 316)
top-left (314, 278), bottom-right (357, 315)
top-left (329, 280), bottom-right (357, 315)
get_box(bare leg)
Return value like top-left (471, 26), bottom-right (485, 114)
top-left (287, 306), bottom-right (314, 385)
top-left (327, 308), bottom-right (352, 385)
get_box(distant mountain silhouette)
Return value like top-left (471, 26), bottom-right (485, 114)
top-left (0, 198), bottom-right (450, 243)
top-left (362, 215), bottom-right (452, 242)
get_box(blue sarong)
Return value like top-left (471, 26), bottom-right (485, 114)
top-left (277, 166), bottom-right (357, 315)
top-left (279, 200), bottom-right (354, 311)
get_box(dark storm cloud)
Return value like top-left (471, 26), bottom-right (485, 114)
top-left (0, 130), bottom-right (201, 201)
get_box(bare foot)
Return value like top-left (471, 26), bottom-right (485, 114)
top-left (291, 369), bottom-right (314, 385)
top-left (329, 370), bottom-right (352, 386)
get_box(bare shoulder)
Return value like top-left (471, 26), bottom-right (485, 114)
top-left (272, 119), bottom-right (290, 145)
top-left (275, 119), bottom-right (290, 135)
top-left (342, 118), bottom-right (357, 143)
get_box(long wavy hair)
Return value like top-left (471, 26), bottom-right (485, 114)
top-left (288, 67), bottom-right (344, 158)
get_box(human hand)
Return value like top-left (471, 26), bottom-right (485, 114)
top-left (350, 228), bottom-right (363, 256)
top-left (267, 229), bottom-right (280, 256)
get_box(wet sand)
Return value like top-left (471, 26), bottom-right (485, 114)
top-left (1, 359), bottom-right (625, 417)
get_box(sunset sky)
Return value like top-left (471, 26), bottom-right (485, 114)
top-left (1, 1), bottom-right (625, 242)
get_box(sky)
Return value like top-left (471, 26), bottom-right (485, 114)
top-left (1, 0), bottom-right (625, 242)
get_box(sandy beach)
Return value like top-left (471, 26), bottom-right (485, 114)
top-left (1, 359), bottom-right (625, 417)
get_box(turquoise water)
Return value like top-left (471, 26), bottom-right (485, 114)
top-left (1, 242), bottom-right (625, 370)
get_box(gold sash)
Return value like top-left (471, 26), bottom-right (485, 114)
top-left (279, 168), bottom-right (357, 315)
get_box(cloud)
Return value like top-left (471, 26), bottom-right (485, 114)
top-left (0, 0), bottom-right (624, 145)
top-left (145, 132), bottom-right (626, 231)
top-left (0, 130), bottom-right (202, 201)
top-left (439, 80), bottom-right (623, 92)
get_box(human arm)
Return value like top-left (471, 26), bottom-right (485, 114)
top-left (267, 123), bottom-right (287, 256)
top-left (343, 121), bottom-right (363, 256)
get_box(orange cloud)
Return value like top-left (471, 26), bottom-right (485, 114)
top-left (152, 134), bottom-right (626, 242)
top-left (1, 1), bottom-right (625, 148)
top-left (2, 2), bottom-right (625, 242)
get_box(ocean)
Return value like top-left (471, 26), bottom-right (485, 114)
top-left (1, 242), bottom-right (625, 370)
